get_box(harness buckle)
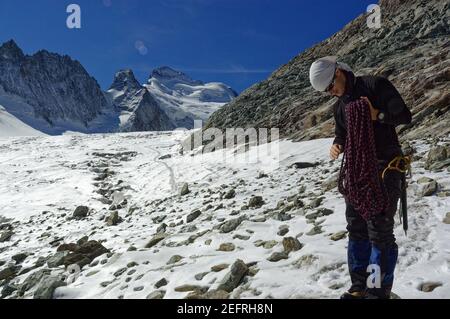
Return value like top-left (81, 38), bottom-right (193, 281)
top-left (381, 155), bottom-right (412, 180)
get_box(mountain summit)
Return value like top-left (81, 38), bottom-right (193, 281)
top-left (109, 69), bottom-right (142, 92)
top-left (150, 66), bottom-right (204, 87)
top-left (0, 39), bottom-right (25, 61)
top-left (146, 66), bottom-right (238, 128)
top-left (107, 69), bottom-right (174, 132)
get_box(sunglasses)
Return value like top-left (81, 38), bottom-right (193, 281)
top-left (325, 65), bottom-right (338, 93)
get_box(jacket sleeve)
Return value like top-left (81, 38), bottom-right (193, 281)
top-left (332, 101), bottom-right (346, 147)
top-left (374, 77), bottom-right (412, 126)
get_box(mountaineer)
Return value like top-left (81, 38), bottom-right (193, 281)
top-left (309, 56), bottom-right (412, 299)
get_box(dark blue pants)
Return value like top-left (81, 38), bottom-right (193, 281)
top-left (345, 169), bottom-right (403, 297)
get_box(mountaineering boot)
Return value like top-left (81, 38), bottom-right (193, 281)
top-left (340, 291), bottom-right (366, 299)
top-left (347, 239), bottom-right (371, 293)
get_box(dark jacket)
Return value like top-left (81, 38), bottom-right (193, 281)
top-left (333, 71), bottom-right (412, 161)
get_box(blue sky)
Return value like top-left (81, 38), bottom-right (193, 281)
top-left (0, 0), bottom-right (375, 93)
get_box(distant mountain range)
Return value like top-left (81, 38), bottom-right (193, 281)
top-left (0, 40), bottom-right (237, 136)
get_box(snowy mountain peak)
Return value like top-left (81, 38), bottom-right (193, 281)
top-left (150, 66), bottom-right (204, 86)
top-left (0, 39), bottom-right (25, 61)
top-left (0, 40), bottom-right (111, 134)
top-left (106, 68), bottom-right (175, 132)
top-left (109, 69), bottom-right (142, 92)
top-left (0, 41), bottom-right (236, 136)
top-left (144, 66), bottom-right (238, 128)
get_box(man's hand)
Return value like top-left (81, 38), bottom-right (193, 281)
top-left (362, 96), bottom-right (379, 121)
top-left (330, 144), bottom-right (343, 160)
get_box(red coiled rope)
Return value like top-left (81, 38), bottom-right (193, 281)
top-left (338, 99), bottom-right (389, 220)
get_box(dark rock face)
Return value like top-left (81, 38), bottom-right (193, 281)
top-left (0, 40), bottom-right (109, 130)
top-left (145, 233), bottom-right (168, 249)
top-left (109, 69), bottom-right (175, 132)
top-left (248, 196), bottom-right (265, 208)
top-left (220, 216), bottom-right (246, 233)
top-left (72, 206), bottom-right (89, 220)
top-left (217, 259), bottom-right (248, 293)
top-left (57, 240), bottom-right (110, 268)
top-left (33, 276), bottom-right (66, 299)
top-left (425, 145), bottom-right (450, 171)
top-left (186, 210), bottom-right (201, 223)
top-left (0, 230), bottom-right (13, 243)
top-left (0, 265), bottom-right (21, 281)
top-left (204, 0), bottom-right (449, 142)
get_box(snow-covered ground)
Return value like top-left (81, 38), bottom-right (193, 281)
top-left (0, 131), bottom-right (449, 299)
top-left (0, 94), bottom-right (120, 136)
top-left (0, 105), bottom-right (46, 138)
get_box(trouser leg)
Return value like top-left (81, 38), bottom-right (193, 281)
top-left (345, 201), bottom-right (371, 293)
top-left (366, 170), bottom-right (402, 298)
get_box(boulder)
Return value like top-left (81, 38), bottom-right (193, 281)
top-left (248, 196), bottom-right (265, 208)
top-left (180, 183), bottom-right (190, 196)
top-left (59, 240), bottom-right (109, 268)
top-left (282, 237), bottom-right (303, 253)
top-left (267, 251), bottom-right (289, 262)
top-left (217, 259), bottom-right (248, 293)
top-left (72, 206), bottom-right (89, 220)
top-left (0, 230), bottom-right (13, 243)
top-left (33, 276), bottom-right (66, 299)
top-left (290, 162), bottom-right (318, 169)
top-left (220, 216), bottom-right (246, 233)
top-left (145, 233), bottom-right (168, 248)
top-left (422, 180), bottom-right (438, 196)
top-left (105, 211), bottom-right (121, 226)
top-left (217, 243), bottom-right (235, 252)
top-left (224, 189), bottom-right (236, 199)
top-left (186, 210), bottom-right (201, 223)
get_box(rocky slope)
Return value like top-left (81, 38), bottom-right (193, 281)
top-left (204, 0), bottom-right (449, 142)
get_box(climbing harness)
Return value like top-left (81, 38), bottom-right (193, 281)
top-left (381, 155), bottom-right (412, 180)
top-left (381, 155), bottom-right (412, 235)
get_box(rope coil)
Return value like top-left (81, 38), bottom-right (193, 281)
top-left (338, 99), bottom-right (389, 220)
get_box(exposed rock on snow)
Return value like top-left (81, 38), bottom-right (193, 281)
top-left (0, 230), bottom-right (13, 243)
top-left (217, 259), bottom-right (248, 293)
top-left (33, 276), bottom-right (66, 299)
top-left (282, 237), bottom-right (303, 253)
top-left (57, 240), bottom-right (110, 268)
top-left (267, 251), bottom-right (289, 262)
top-left (145, 233), bottom-right (168, 249)
top-left (219, 216), bottom-right (246, 233)
top-left (0, 132), bottom-right (449, 299)
top-left (180, 183), bottom-right (190, 196)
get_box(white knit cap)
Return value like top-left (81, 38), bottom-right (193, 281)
top-left (309, 56), bottom-right (352, 92)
